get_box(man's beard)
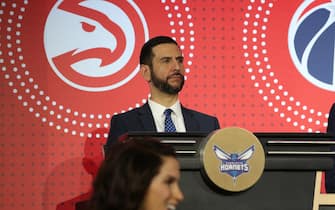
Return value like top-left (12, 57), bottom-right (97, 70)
top-left (150, 69), bottom-right (185, 95)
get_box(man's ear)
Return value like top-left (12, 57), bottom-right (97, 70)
top-left (140, 64), bottom-right (151, 82)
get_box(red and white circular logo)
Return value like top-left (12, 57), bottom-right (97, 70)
top-left (44, 0), bottom-right (147, 92)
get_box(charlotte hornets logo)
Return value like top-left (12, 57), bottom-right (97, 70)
top-left (288, 0), bottom-right (335, 91)
top-left (201, 127), bottom-right (265, 192)
top-left (213, 145), bottom-right (255, 183)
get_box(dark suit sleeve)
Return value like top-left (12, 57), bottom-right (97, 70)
top-left (104, 115), bottom-right (128, 154)
top-left (327, 103), bottom-right (335, 134)
top-left (213, 117), bottom-right (220, 130)
top-left (325, 103), bottom-right (335, 193)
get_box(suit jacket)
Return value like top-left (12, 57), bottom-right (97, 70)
top-left (326, 103), bottom-right (335, 193)
top-left (105, 103), bottom-right (220, 148)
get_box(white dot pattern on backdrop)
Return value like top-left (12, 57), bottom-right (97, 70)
top-left (242, 0), bottom-right (328, 132)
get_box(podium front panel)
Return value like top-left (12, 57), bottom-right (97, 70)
top-left (124, 131), bottom-right (335, 210)
top-left (179, 170), bottom-right (315, 210)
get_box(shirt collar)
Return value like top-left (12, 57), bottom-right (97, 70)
top-left (148, 98), bottom-right (182, 117)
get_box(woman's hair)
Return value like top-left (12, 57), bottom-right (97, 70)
top-left (90, 138), bottom-right (176, 210)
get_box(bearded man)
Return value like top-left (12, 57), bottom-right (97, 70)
top-left (105, 36), bottom-right (220, 152)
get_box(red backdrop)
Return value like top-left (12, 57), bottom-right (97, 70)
top-left (1, 1), bottom-right (334, 210)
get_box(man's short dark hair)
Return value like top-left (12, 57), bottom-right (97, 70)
top-left (139, 36), bottom-right (179, 65)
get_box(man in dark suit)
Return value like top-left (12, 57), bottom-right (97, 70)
top-left (105, 36), bottom-right (220, 151)
top-left (326, 103), bottom-right (335, 193)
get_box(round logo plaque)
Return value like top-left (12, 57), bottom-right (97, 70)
top-left (200, 127), bottom-right (265, 192)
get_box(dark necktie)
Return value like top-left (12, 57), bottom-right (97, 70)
top-left (164, 109), bottom-right (177, 132)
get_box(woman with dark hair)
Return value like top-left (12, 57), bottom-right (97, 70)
top-left (90, 138), bottom-right (184, 210)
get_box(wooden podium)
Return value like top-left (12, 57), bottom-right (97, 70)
top-left (125, 131), bottom-right (335, 210)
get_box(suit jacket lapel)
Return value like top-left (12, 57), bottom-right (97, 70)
top-left (138, 103), bottom-right (157, 131)
top-left (182, 106), bottom-right (199, 131)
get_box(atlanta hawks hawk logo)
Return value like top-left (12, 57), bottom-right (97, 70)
top-left (44, 0), bottom-right (148, 91)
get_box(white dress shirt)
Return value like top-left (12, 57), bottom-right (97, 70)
top-left (148, 99), bottom-right (186, 132)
